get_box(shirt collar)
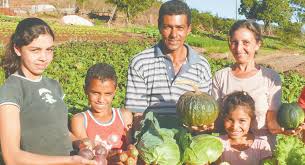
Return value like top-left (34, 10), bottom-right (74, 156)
top-left (154, 41), bottom-right (201, 65)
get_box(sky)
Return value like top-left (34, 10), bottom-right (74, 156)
top-left (184, 0), bottom-right (244, 20)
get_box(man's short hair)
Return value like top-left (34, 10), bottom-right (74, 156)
top-left (158, 0), bottom-right (191, 28)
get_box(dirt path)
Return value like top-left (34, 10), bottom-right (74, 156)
top-left (203, 48), bottom-right (305, 77)
top-left (255, 51), bottom-right (305, 76)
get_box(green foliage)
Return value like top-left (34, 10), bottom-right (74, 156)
top-left (0, 34), bottom-right (304, 116)
top-left (258, 0), bottom-right (292, 28)
top-left (208, 58), bottom-right (232, 75)
top-left (135, 112), bottom-right (181, 165)
top-left (190, 9), bottom-right (235, 35)
top-left (280, 72), bottom-right (305, 103)
top-left (274, 134), bottom-right (305, 165)
top-left (239, 0), bottom-right (293, 31)
top-left (181, 134), bottom-right (223, 164)
top-left (0, 15), bottom-right (22, 22)
top-left (106, 0), bottom-right (157, 20)
top-left (186, 34), bottom-right (228, 54)
top-left (239, 0), bottom-right (261, 19)
top-left (276, 22), bottom-right (303, 42)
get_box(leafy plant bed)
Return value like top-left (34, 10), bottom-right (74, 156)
top-left (0, 41), bottom-right (304, 116)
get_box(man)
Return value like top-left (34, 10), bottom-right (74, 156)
top-left (125, 0), bottom-right (212, 128)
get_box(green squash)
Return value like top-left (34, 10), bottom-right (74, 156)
top-left (277, 103), bottom-right (305, 130)
top-left (176, 91), bottom-right (219, 127)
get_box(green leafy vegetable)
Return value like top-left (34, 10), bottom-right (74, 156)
top-left (135, 112), bottom-right (181, 165)
top-left (179, 133), bottom-right (223, 165)
top-left (274, 134), bottom-right (305, 165)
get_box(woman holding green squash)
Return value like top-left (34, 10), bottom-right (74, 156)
top-left (211, 19), bottom-right (297, 149)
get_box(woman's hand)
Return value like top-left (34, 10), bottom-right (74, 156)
top-left (284, 122), bottom-right (305, 135)
top-left (267, 111), bottom-right (305, 135)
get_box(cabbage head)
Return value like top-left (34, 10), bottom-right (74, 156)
top-left (182, 134), bottom-right (223, 165)
top-left (135, 112), bottom-right (181, 165)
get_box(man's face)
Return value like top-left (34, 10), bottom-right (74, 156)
top-left (159, 14), bottom-right (191, 53)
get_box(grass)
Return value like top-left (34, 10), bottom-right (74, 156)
top-left (186, 34), bottom-right (229, 54)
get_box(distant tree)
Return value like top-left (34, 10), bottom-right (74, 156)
top-left (277, 22), bottom-right (302, 42)
top-left (191, 9), bottom-right (235, 35)
top-left (239, 0), bottom-right (293, 33)
top-left (106, 0), bottom-right (157, 23)
top-left (239, 0), bottom-right (261, 19)
top-left (258, 0), bottom-right (292, 31)
top-left (76, 0), bottom-right (88, 11)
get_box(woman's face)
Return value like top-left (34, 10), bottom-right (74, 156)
top-left (14, 34), bottom-right (54, 80)
top-left (229, 28), bottom-right (261, 64)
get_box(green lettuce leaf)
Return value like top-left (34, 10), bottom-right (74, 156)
top-left (135, 112), bottom-right (181, 165)
top-left (182, 134), bottom-right (223, 164)
top-left (274, 134), bottom-right (305, 165)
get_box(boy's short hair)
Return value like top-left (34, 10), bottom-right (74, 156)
top-left (84, 63), bottom-right (117, 91)
top-left (158, 0), bottom-right (191, 28)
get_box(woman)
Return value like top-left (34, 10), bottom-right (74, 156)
top-left (212, 19), bottom-right (285, 148)
top-left (0, 17), bottom-right (96, 165)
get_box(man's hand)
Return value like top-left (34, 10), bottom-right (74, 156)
top-left (183, 123), bottom-right (215, 134)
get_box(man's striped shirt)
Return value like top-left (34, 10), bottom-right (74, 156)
top-left (125, 42), bottom-right (212, 114)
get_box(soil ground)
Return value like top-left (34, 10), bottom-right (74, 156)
top-left (205, 49), bottom-right (305, 77)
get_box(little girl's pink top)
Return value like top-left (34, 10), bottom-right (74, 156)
top-left (219, 135), bottom-right (272, 165)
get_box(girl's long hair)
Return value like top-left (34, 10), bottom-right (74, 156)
top-left (1, 17), bottom-right (54, 78)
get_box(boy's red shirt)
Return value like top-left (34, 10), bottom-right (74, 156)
top-left (299, 87), bottom-right (305, 109)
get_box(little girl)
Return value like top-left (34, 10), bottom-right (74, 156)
top-left (217, 91), bottom-right (272, 165)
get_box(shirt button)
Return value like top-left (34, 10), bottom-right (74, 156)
top-left (169, 66), bottom-right (171, 69)
top-left (171, 78), bottom-right (173, 80)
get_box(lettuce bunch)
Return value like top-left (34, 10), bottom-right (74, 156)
top-left (176, 129), bottom-right (223, 165)
top-left (135, 112), bottom-right (181, 165)
top-left (263, 134), bottom-right (305, 165)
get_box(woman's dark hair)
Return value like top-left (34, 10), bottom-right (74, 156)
top-left (158, 0), bottom-right (191, 29)
top-left (222, 91), bottom-right (255, 119)
top-left (84, 63), bottom-right (117, 91)
top-left (228, 19), bottom-right (262, 43)
top-left (1, 17), bottom-right (54, 78)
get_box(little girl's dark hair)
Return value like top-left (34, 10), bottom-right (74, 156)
top-left (222, 91), bottom-right (255, 119)
top-left (1, 17), bottom-right (54, 78)
top-left (84, 63), bottom-right (117, 91)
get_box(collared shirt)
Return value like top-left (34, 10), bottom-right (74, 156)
top-left (125, 42), bottom-right (212, 114)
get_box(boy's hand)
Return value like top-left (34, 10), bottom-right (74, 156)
top-left (107, 149), bottom-right (124, 164)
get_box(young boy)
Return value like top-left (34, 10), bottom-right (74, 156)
top-left (71, 63), bottom-right (133, 150)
